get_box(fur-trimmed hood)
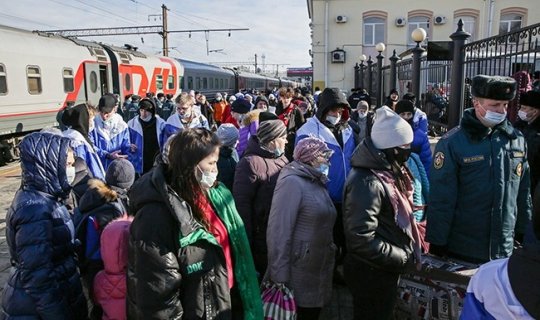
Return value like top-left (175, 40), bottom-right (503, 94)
top-left (78, 179), bottom-right (118, 213)
top-left (242, 109), bottom-right (261, 127)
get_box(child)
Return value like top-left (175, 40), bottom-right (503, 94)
top-left (93, 218), bottom-right (132, 320)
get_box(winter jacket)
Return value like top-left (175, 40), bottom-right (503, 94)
top-left (127, 115), bottom-right (166, 174)
top-left (217, 146), bottom-right (237, 191)
top-left (427, 109), bottom-right (532, 263)
top-left (411, 110), bottom-right (432, 176)
top-left (64, 128), bottom-right (106, 180)
top-left (296, 117), bottom-right (356, 204)
top-left (267, 161), bottom-right (336, 308)
top-left (127, 164), bottom-right (262, 320)
top-left (233, 135), bottom-right (288, 274)
top-left (159, 99), bottom-right (174, 120)
top-left (343, 138), bottom-right (414, 273)
top-left (276, 101), bottom-right (305, 161)
top-left (1, 132), bottom-right (87, 319)
top-left (94, 219), bottom-right (131, 320)
top-left (164, 112), bottom-right (210, 142)
top-left (406, 153), bottom-right (429, 222)
top-left (91, 114), bottom-right (131, 170)
top-left (213, 100), bottom-right (228, 124)
top-left (237, 110), bottom-right (260, 158)
top-left (515, 117), bottom-right (540, 195)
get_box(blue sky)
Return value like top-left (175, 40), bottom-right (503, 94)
top-left (1, 0), bottom-right (312, 70)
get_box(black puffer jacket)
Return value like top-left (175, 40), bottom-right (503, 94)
top-left (233, 135), bottom-right (288, 274)
top-left (343, 137), bottom-right (414, 273)
top-left (1, 132), bottom-right (87, 319)
top-left (217, 146), bottom-right (237, 191)
top-left (127, 164), bottom-right (231, 319)
top-left (515, 117), bottom-right (540, 194)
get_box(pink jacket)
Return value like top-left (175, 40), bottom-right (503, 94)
top-left (93, 219), bottom-right (131, 320)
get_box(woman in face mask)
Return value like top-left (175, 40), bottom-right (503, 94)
top-left (233, 119), bottom-right (289, 277)
top-left (343, 106), bottom-right (422, 320)
top-left (3, 132), bottom-right (88, 319)
top-left (128, 128), bottom-right (263, 319)
top-left (127, 98), bottom-right (166, 175)
top-left (266, 137), bottom-right (336, 320)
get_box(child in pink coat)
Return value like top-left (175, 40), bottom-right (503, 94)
top-left (93, 218), bottom-right (131, 320)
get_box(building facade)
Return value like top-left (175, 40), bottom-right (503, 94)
top-left (307, 0), bottom-right (539, 91)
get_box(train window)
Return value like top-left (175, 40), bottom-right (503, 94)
top-left (220, 79), bottom-right (224, 89)
top-left (156, 75), bottom-right (163, 90)
top-left (209, 78), bottom-right (214, 89)
top-left (63, 68), bottom-right (74, 93)
top-left (0, 64), bottom-right (7, 95)
top-left (187, 76), bottom-right (193, 90)
top-left (196, 77), bottom-right (201, 90)
top-left (179, 76), bottom-right (184, 90)
top-left (27, 66), bottom-right (42, 94)
top-left (89, 71), bottom-right (98, 93)
top-left (124, 74), bottom-right (131, 91)
top-left (225, 79), bottom-right (228, 89)
top-left (167, 75), bottom-right (174, 90)
top-left (214, 78), bottom-right (218, 89)
top-left (203, 77), bottom-right (208, 89)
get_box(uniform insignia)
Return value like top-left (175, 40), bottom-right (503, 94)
top-left (434, 152), bottom-right (445, 169)
top-left (506, 87), bottom-right (511, 93)
top-left (516, 162), bottom-right (523, 177)
top-left (463, 155), bottom-right (485, 163)
top-left (512, 151), bottom-right (524, 158)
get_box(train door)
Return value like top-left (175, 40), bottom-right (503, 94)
top-left (84, 62), bottom-right (102, 105)
top-left (99, 65), bottom-right (110, 95)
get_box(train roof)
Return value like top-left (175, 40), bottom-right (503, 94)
top-left (178, 59), bottom-right (234, 74)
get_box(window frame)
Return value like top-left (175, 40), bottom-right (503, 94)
top-left (26, 65), bottom-right (42, 95)
top-left (62, 67), bottom-right (74, 93)
top-left (363, 17), bottom-right (385, 46)
top-left (408, 16), bottom-right (430, 46)
top-left (0, 63), bottom-right (7, 95)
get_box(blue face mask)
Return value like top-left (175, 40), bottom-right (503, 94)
top-left (274, 148), bottom-right (284, 157)
top-left (317, 163), bottom-right (330, 176)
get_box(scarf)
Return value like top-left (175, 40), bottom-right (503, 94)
top-left (371, 168), bottom-right (423, 268)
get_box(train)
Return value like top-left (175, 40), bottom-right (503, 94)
top-left (0, 24), bottom-right (299, 163)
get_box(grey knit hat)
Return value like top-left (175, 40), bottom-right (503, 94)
top-left (257, 119), bottom-right (286, 145)
top-left (216, 124), bottom-right (239, 148)
top-left (105, 159), bottom-right (135, 189)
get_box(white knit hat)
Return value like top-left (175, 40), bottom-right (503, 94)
top-left (371, 106), bottom-right (413, 149)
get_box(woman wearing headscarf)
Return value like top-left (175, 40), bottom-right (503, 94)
top-left (127, 128), bottom-right (262, 319)
top-left (233, 119), bottom-right (289, 276)
top-left (127, 98), bottom-right (166, 175)
top-left (1, 132), bottom-right (87, 319)
top-left (266, 136), bottom-right (336, 320)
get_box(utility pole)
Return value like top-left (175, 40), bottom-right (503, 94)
top-left (254, 54), bottom-right (258, 73)
top-left (162, 4), bottom-right (169, 56)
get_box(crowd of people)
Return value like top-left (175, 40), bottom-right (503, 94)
top-left (1, 73), bottom-right (539, 319)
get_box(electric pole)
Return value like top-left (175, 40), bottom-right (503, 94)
top-left (162, 4), bottom-right (169, 56)
top-left (254, 54), bottom-right (258, 73)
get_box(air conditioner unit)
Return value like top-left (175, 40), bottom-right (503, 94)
top-left (336, 15), bottom-right (347, 23)
top-left (395, 17), bottom-right (407, 27)
top-left (331, 49), bottom-right (346, 63)
top-left (434, 16), bottom-right (447, 25)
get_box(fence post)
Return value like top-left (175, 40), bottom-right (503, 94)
top-left (449, 19), bottom-right (471, 129)
top-left (376, 43), bottom-right (385, 108)
top-left (389, 50), bottom-right (399, 93)
top-left (354, 63), bottom-right (359, 89)
top-left (367, 56), bottom-right (373, 98)
top-left (359, 61), bottom-right (365, 89)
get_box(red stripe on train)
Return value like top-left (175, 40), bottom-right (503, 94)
top-left (0, 108), bottom-right (59, 119)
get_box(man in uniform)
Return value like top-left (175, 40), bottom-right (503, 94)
top-left (427, 75), bottom-right (532, 264)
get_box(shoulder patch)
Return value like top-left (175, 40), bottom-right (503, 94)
top-left (434, 152), bottom-right (445, 169)
top-left (441, 126), bottom-right (461, 140)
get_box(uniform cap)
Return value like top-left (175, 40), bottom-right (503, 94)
top-left (471, 75), bottom-right (517, 101)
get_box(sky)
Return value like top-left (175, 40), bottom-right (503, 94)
top-left (1, 0), bottom-right (312, 72)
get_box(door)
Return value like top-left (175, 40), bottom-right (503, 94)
top-left (84, 62), bottom-right (102, 105)
top-left (99, 65), bottom-right (110, 95)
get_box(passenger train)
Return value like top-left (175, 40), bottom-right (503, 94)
top-left (0, 24), bottom-right (298, 162)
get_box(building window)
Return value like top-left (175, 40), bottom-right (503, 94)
top-left (63, 68), bottom-right (74, 93)
top-left (454, 16), bottom-right (477, 41)
top-left (408, 16), bottom-right (430, 46)
top-left (363, 17), bottom-right (385, 46)
top-left (499, 14), bottom-right (522, 34)
top-left (27, 66), bottom-right (42, 94)
top-left (0, 64), bottom-right (7, 95)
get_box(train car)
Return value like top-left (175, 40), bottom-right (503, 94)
top-left (237, 71), bottom-right (270, 93)
top-left (178, 59), bottom-right (235, 98)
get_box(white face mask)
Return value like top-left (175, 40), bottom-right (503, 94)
top-left (358, 111), bottom-right (367, 119)
top-left (326, 115), bottom-right (341, 125)
top-left (317, 163), bottom-right (330, 176)
top-left (518, 110), bottom-right (534, 122)
top-left (197, 166), bottom-right (218, 189)
top-left (66, 166), bottom-right (76, 185)
top-left (140, 114), bottom-right (152, 122)
top-left (479, 104), bottom-right (506, 127)
top-left (268, 106), bottom-right (277, 114)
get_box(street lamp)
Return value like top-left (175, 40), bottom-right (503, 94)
top-left (411, 28), bottom-right (427, 108)
top-left (367, 56), bottom-right (374, 98)
top-left (359, 54), bottom-right (366, 89)
top-left (375, 42), bottom-right (386, 108)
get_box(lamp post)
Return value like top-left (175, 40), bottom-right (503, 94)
top-left (367, 56), bottom-right (373, 99)
top-left (359, 54), bottom-right (366, 89)
top-left (411, 28), bottom-right (427, 109)
top-left (375, 42), bottom-right (386, 108)
top-left (354, 63), bottom-right (359, 89)
top-left (389, 50), bottom-right (399, 94)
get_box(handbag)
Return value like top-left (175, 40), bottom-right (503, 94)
top-left (261, 281), bottom-right (297, 320)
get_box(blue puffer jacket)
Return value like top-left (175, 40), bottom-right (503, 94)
top-left (1, 132), bottom-right (87, 320)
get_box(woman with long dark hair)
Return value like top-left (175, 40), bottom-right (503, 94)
top-left (127, 128), bottom-right (262, 319)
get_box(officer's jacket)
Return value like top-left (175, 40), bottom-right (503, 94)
top-left (426, 108), bottom-right (532, 263)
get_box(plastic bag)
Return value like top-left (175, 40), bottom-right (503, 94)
top-left (261, 281), bottom-right (297, 320)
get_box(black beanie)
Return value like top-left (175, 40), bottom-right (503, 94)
top-left (395, 100), bottom-right (415, 115)
top-left (105, 159), bottom-right (135, 189)
top-left (257, 120), bottom-right (287, 145)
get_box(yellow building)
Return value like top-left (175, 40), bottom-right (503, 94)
top-left (307, 0), bottom-right (539, 91)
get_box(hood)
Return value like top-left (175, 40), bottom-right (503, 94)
top-left (508, 243), bottom-right (540, 319)
top-left (78, 179), bottom-right (118, 213)
top-left (460, 108), bottom-right (518, 141)
top-left (61, 104), bottom-right (91, 143)
top-left (316, 88), bottom-right (350, 120)
top-left (243, 135), bottom-right (278, 159)
top-left (100, 218), bottom-right (132, 274)
top-left (220, 145), bottom-right (234, 157)
top-left (350, 137), bottom-right (392, 171)
top-left (242, 109), bottom-right (261, 127)
top-left (279, 160), bottom-right (327, 185)
top-left (20, 132), bottom-right (72, 198)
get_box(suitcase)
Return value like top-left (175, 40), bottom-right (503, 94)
top-left (394, 254), bottom-right (478, 320)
